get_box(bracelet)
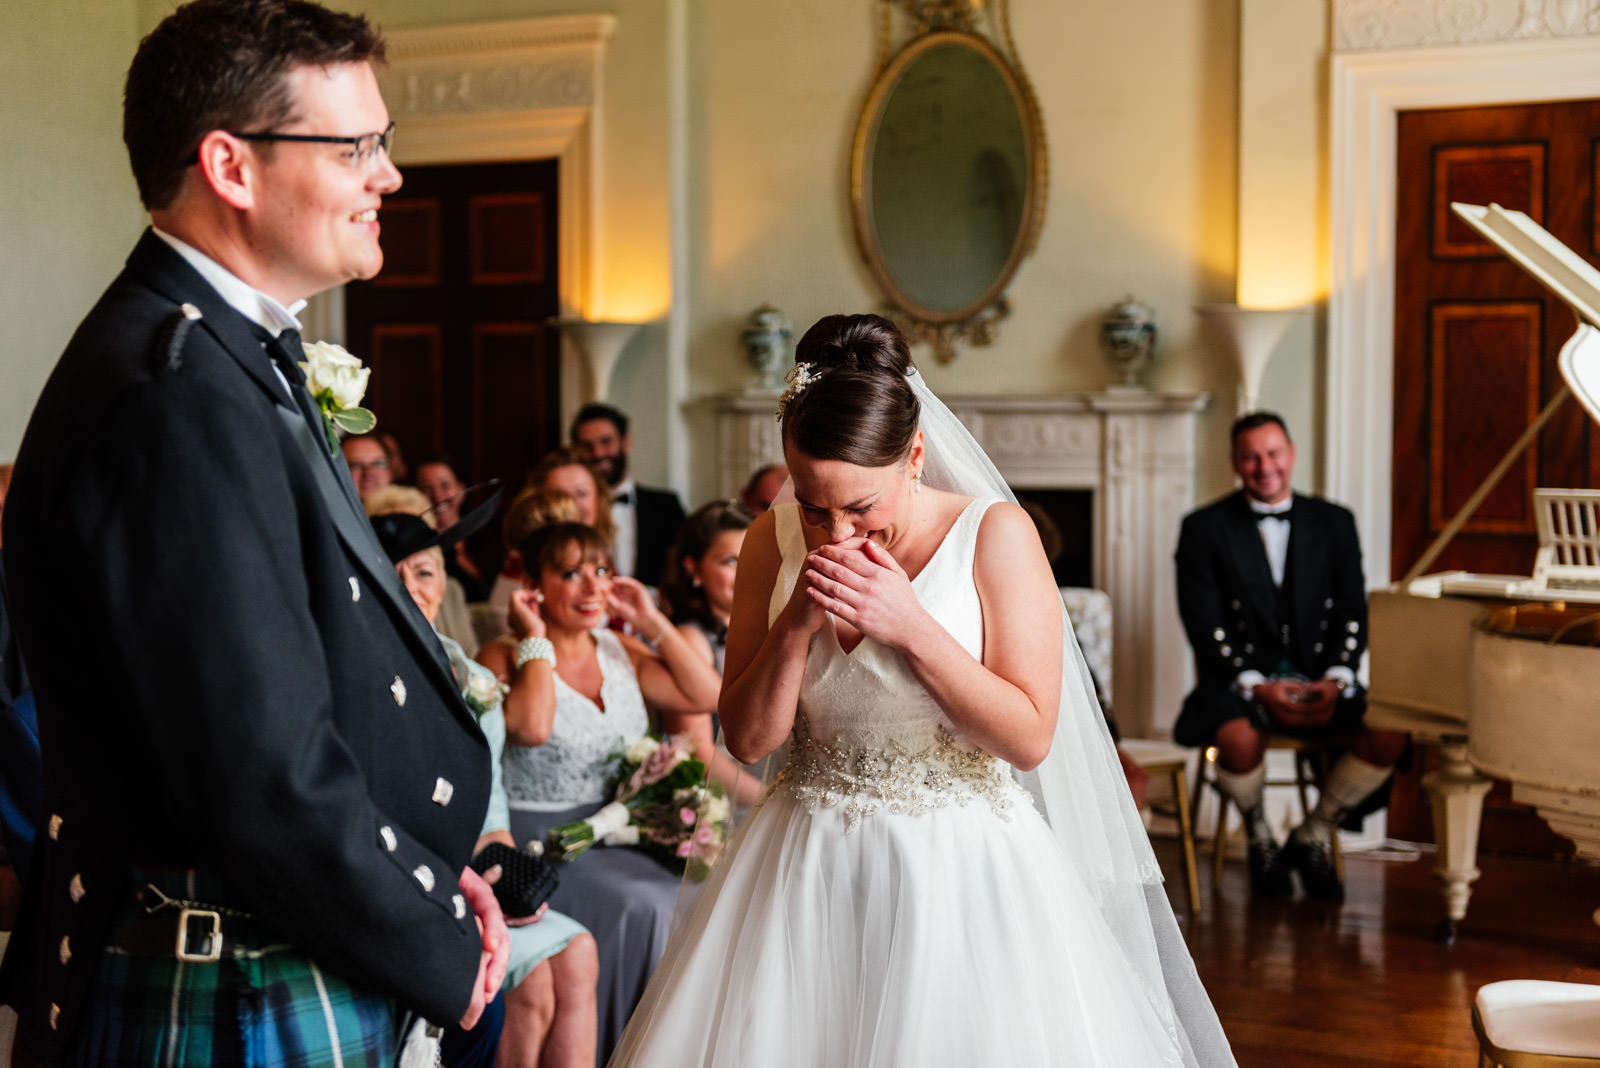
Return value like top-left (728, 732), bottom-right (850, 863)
top-left (515, 636), bottom-right (556, 670)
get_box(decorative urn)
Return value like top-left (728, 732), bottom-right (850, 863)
top-left (1100, 296), bottom-right (1158, 388)
top-left (741, 304), bottom-right (793, 391)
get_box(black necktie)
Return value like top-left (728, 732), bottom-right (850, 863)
top-left (1257, 507), bottom-right (1293, 524)
top-left (262, 327), bottom-right (333, 457)
top-left (613, 490), bottom-right (634, 505)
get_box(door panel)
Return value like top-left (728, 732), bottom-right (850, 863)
top-left (1389, 101), bottom-right (1600, 855)
top-left (345, 159), bottom-right (561, 507)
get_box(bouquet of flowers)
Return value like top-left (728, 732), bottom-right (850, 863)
top-left (548, 734), bottom-right (733, 881)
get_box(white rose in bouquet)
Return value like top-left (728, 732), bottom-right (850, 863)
top-left (624, 736), bottom-right (661, 765)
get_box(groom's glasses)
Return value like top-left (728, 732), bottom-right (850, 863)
top-left (229, 121), bottom-right (396, 169)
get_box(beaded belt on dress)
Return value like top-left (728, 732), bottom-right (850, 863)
top-left (777, 711), bottom-right (1023, 830)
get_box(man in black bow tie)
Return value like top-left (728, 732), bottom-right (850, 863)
top-left (0, 2), bottom-right (506, 1060)
top-left (1174, 412), bottom-right (1405, 901)
top-left (570, 402), bottom-right (686, 587)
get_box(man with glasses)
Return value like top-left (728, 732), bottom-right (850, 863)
top-left (343, 432), bottom-right (395, 499)
top-left (0, 1), bottom-right (507, 1061)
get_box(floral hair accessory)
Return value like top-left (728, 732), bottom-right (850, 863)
top-left (774, 361), bottom-right (821, 422)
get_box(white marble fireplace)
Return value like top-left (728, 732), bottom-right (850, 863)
top-left (706, 389), bottom-right (1208, 738)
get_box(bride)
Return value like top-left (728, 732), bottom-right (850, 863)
top-left (611, 314), bottom-right (1235, 1066)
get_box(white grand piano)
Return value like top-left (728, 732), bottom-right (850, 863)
top-left (1368, 203), bottom-right (1600, 942)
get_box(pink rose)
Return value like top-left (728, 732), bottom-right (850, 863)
top-left (676, 840), bottom-right (694, 858)
top-left (680, 807), bottom-right (698, 826)
top-left (637, 741), bottom-right (685, 788)
top-left (695, 825), bottom-right (715, 845)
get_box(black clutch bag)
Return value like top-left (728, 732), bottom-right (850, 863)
top-left (470, 843), bottom-right (560, 921)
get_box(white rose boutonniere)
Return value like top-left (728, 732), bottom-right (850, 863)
top-left (299, 340), bottom-right (376, 450)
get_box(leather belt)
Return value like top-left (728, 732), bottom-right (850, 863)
top-left (111, 884), bottom-right (260, 962)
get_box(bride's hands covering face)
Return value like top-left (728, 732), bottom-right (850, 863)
top-left (803, 537), bottom-right (921, 649)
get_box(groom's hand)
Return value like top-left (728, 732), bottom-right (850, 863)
top-left (456, 866), bottom-right (509, 1029)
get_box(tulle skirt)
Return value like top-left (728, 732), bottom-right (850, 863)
top-left (610, 787), bottom-right (1187, 1067)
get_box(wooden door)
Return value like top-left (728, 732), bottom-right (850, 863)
top-left (345, 159), bottom-right (562, 500)
top-left (1389, 101), bottom-right (1600, 855)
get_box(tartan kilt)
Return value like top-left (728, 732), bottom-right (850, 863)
top-left (69, 876), bottom-right (397, 1067)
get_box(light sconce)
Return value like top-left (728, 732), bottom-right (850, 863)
top-left (549, 318), bottom-right (644, 402)
top-left (1195, 304), bottom-right (1304, 414)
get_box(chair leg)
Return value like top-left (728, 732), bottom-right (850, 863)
top-left (1314, 748), bottom-right (1346, 883)
top-left (1294, 749), bottom-right (1313, 822)
top-left (1212, 792), bottom-right (1230, 888)
top-left (1173, 766), bottom-right (1200, 914)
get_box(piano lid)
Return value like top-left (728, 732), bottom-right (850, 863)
top-left (1453, 204), bottom-right (1600, 423)
top-left (1397, 206), bottom-right (1600, 586)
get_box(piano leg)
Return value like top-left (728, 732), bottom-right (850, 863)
top-left (1422, 739), bottom-right (1492, 942)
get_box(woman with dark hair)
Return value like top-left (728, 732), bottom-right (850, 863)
top-left (612, 315), bottom-right (1236, 1066)
top-left (660, 501), bottom-right (763, 804)
top-left (660, 500), bottom-right (755, 674)
top-left (476, 522), bottom-right (721, 1064)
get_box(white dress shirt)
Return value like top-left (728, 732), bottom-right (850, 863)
top-left (152, 227), bottom-right (305, 396)
top-left (1234, 493), bottom-right (1355, 698)
top-left (611, 476), bottom-right (638, 578)
top-left (1249, 495), bottom-right (1293, 587)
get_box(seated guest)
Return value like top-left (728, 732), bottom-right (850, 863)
top-left (570, 404), bottom-right (685, 586)
top-left (341, 432), bottom-right (393, 499)
top-left (364, 485), bottom-right (479, 657)
top-left (478, 522), bottom-right (721, 1064)
top-left (489, 475), bottom-right (607, 625)
top-left (416, 455), bottom-right (493, 602)
top-left (378, 430), bottom-right (410, 485)
top-left (529, 448), bottom-right (616, 542)
top-left (372, 512), bottom-right (598, 1068)
top-left (1175, 412), bottom-right (1405, 901)
top-left (659, 501), bottom-right (763, 804)
top-left (738, 462), bottom-right (788, 514)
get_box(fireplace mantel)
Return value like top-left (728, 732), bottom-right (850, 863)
top-left (705, 388), bottom-right (1208, 738)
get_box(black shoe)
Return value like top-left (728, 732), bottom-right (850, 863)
top-left (1282, 834), bottom-right (1344, 902)
top-left (1248, 839), bottom-right (1292, 898)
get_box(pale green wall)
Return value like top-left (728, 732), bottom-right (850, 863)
top-left (1, 0), bottom-right (146, 460)
top-left (687, 0), bottom-right (1241, 505)
top-left (7, 0), bottom-right (1295, 511)
top-left (1238, 0), bottom-right (1329, 499)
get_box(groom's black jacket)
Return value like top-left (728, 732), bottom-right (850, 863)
top-left (0, 232), bottom-right (490, 1058)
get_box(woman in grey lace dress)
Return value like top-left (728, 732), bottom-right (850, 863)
top-left (476, 522), bottom-right (721, 1065)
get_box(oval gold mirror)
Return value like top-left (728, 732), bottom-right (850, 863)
top-left (851, 25), bottom-right (1046, 363)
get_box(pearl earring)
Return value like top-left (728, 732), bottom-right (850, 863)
top-left (535, 591), bottom-right (545, 603)
top-left (912, 472), bottom-right (922, 494)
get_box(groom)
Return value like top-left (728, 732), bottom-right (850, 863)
top-left (0, 1), bottom-right (505, 1060)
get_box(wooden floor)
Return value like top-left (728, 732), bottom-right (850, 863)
top-left (1154, 837), bottom-right (1600, 1067)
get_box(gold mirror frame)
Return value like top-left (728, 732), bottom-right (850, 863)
top-left (850, 1), bottom-right (1048, 364)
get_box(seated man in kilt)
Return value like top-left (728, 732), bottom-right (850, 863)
top-left (1174, 412), bottom-right (1406, 901)
top-left (0, 2), bottom-right (507, 1062)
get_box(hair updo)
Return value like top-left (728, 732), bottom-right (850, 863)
top-left (781, 314), bottom-right (920, 467)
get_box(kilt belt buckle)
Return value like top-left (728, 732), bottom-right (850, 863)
top-left (175, 907), bottom-right (223, 963)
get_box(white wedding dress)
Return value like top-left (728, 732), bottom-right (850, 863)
top-left (609, 498), bottom-right (1192, 1066)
